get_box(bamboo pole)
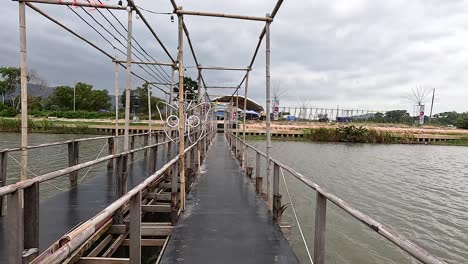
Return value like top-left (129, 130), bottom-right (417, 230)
top-left (242, 71), bottom-right (249, 170)
top-left (147, 82), bottom-right (152, 145)
top-left (175, 9), bottom-right (272, 22)
top-left (19, 1), bottom-right (28, 181)
top-left (265, 16), bottom-right (272, 211)
top-left (177, 7), bottom-right (186, 210)
top-left (17, 0), bottom-right (126, 10)
top-left (197, 67), bottom-right (201, 103)
top-left (115, 62), bottom-right (119, 152)
top-left (123, 7), bottom-right (133, 152)
top-left (200, 66), bottom-right (250, 71)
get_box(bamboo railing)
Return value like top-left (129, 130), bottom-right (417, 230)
top-left (226, 132), bottom-right (447, 264)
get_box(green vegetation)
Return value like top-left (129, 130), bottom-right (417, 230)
top-left (120, 83), bottom-right (165, 115)
top-left (303, 126), bottom-right (395, 143)
top-left (45, 82), bottom-right (110, 111)
top-left (0, 118), bottom-right (96, 134)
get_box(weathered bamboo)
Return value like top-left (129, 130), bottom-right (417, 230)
top-left (24, 182), bottom-right (39, 259)
top-left (177, 7), bottom-right (186, 210)
top-left (108, 137), bottom-right (115, 169)
top-left (114, 62), bottom-right (119, 153)
top-left (0, 151), bottom-right (6, 216)
top-left (242, 71), bottom-right (249, 170)
top-left (123, 8), bottom-right (133, 153)
top-left (147, 83), bottom-right (153, 148)
top-left (129, 191), bottom-right (142, 264)
top-left (7, 190), bottom-right (23, 263)
top-left (175, 9), bottom-right (272, 22)
top-left (113, 59), bottom-right (174, 66)
top-left (314, 192), bottom-right (327, 264)
top-left (273, 162), bottom-right (281, 222)
top-left (200, 66), bottom-right (250, 71)
top-left (236, 136), bottom-right (447, 264)
top-left (19, 1), bottom-right (28, 181)
top-left (265, 16), bottom-right (272, 211)
top-left (68, 141), bottom-right (79, 187)
top-left (18, 0), bottom-right (126, 10)
top-left (205, 86), bottom-right (239, 89)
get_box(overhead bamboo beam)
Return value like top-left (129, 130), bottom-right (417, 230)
top-left (19, 1), bottom-right (28, 181)
top-left (127, 0), bottom-right (176, 63)
top-left (205, 86), bottom-right (239, 89)
top-left (175, 10), bottom-right (272, 22)
top-left (200, 66), bottom-right (250, 71)
top-left (147, 82), bottom-right (172, 86)
top-left (17, 0), bottom-right (126, 10)
top-left (113, 60), bottom-right (174, 67)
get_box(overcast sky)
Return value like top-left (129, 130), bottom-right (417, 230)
top-left (1, 0), bottom-right (467, 114)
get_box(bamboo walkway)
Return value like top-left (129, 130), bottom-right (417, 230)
top-left (160, 134), bottom-right (298, 264)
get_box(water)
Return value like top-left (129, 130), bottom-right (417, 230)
top-left (0, 132), bottom-right (147, 200)
top-left (246, 140), bottom-right (468, 264)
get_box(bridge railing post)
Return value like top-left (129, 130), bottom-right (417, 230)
top-left (7, 189), bottom-right (23, 263)
top-left (273, 162), bottom-right (281, 223)
top-left (114, 154), bottom-right (128, 224)
top-left (171, 160), bottom-right (179, 225)
top-left (68, 141), bottom-right (79, 188)
top-left (143, 134), bottom-right (149, 157)
top-left (314, 191), bottom-right (327, 264)
top-left (0, 150), bottom-right (7, 216)
top-left (107, 137), bottom-right (115, 169)
top-left (255, 152), bottom-right (262, 195)
top-left (129, 190), bottom-right (142, 264)
top-left (130, 135), bottom-right (135, 161)
top-left (23, 182), bottom-right (39, 261)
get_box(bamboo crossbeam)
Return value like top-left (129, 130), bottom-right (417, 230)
top-left (147, 82), bottom-right (172, 86)
top-left (205, 86), bottom-right (239, 89)
top-left (113, 60), bottom-right (174, 67)
top-left (200, 66), bottom-right (249, 71)
top-left (17, 0), bottom-right (126, 10)
top-left (175, 10), bottom-right (272, 22)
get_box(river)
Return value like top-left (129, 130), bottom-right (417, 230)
top-left (246, 140), bottom-right (468, 264)
top-left (1, 133), bottom-right (467, 263)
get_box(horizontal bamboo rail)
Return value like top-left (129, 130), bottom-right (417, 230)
top-left (200, 66), bottom-right (250, 71)
top-left (174, 10), bottom-right (272, 22)
top-left (113, 59), bottom-right (175, 66)
top-left (229, 133), bottom-right (447, 264)
top-left (16, 0), bottom-right (126, 10)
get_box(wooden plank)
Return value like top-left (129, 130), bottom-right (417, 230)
top-left (77, 257), bottom-right (129, 264)
top-left (87, 234), bottom-right (113, 257)
top-left (313, 192), bottom-right (327, 264)
top-left (7, 190), bottom-right (23, 263)
top-left (102, 234), bottom-right (126, 258)
top-left (24, 182), bottom-right (39, 256)
top-left (121, 239), bottom-right (166, 247)
top-left (145, 192), bottom-right (171, 201)
top-left (142, 204), bottom-right (171, 213)
top-left (129, 191), bottom-right (141, 264)
top-left (109, 224), bottom-right (174, 236)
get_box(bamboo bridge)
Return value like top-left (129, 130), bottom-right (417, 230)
top-left (1, 0), bottom-right (449, 263)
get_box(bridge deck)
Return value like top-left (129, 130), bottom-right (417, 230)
top-left (160, 134), bottom-right (298, 264)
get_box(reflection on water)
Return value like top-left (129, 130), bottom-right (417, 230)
top-left (247, 140), bottom-right (468, 264)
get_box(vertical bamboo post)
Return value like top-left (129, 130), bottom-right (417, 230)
top-left (171, 160), bottom-right (179, 225)
top-left (24, 182), bottom-right (39, 259)
top-left (0, 151), bottom-right (7, 216)
top-left (147, 81), bottom-right (152, 150)
top-left (255, 152), bottom-right (262, 194)
top-left (197, 66), bottom-right (202, 103)
top-left (19, 1), bottom-right (28, 181)
top-left (265, 15), bottom-right (272, 211)
top-left (130, 135), bottom-right (135, 161)
top-left (107, 137), bottom-right (115, 169)
top-left (273, 162), bottom-right (281, 223)
top-left (177, 7), bottom-right (186, 210)
top-left (114, 62), bottom-right (119, 152)
top-left (143, 134), bottom-right (149, 157)
top-left (123, 6), bottom-right (133, 152)
top-left (7, 190), bottom-right (23, 263)
top-left (242, 70), bottom-right (249, 171)
top-left (129, 191), bottom-right (141, 264)
top-left (68, 141), bottom-right (79, 187)
top-left (314, 192), bottom-right (327, 264)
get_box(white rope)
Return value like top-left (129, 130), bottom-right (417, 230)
top-left (280, 167), bottom-right (314, 264)
top-left (78, 141), bottom-right (108, 184)
top-left (7, 153), bottom-right (67, 192)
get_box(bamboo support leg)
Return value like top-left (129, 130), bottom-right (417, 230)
top-left (107, 138), bottom-right (115, 169)
top-left (129, 191), bottom-right (141, 264)
top-left (7, 190), bottom-right (23, 263)
top-left (68, 141), bottom-right (79, 188)
top-left (24, 182), bottom-right (39, 260)
top-left (0, 151), bottom-right (7, 216)
top-left (314, 192), bottom-right (327, 264)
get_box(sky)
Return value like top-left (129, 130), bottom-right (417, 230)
top-left (1, 0), bottom-right (468, 114)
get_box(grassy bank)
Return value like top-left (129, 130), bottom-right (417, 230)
top-left (0, 118), bottom-right (98, 134)
top-left (245, 125), bottom-right (466, 146)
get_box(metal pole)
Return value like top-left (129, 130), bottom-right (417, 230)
top-left (177, 7), bottom-right (186, 210)
top-left (115, 62), bottom-right (119, 151)
top-left (123, 7), bottom-right (133, 152)
top-left (429, 88), bottom-right (435, 123)
top-left (265, 15), bottom-right (272, 211)
top-left (242, 71), bottom-right (249, 170)
top-left (73, 84), bottom-right (76, 112)
top-left (19, 1), bottom-right (28, 181)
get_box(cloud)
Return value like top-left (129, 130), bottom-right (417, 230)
top-left (1, 0), bottom-right (467, 113)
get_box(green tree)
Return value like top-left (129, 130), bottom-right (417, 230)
top-left (46, 82), bottom-right (110, 111)
top-left (121, 83), bottom-right (165, 116)
top-left (385, 110), bottom-right (410, 123)
top-left (0, 67), bottom-right (21, 103)
top-left (454, 113), bottom-right (468, 129)
top-left (173, 77), bottom-right (199, 101)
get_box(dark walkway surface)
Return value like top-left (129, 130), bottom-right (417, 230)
top-left (0, 147), bottom-right (173, 264)
top-left (161, 134), bottom-right (298, 264)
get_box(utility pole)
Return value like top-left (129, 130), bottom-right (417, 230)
top-left (429, 88), bottom-right (435, 123)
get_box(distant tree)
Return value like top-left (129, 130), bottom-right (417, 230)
top-left (454, 113), bottom-right (468, 129)
top-left (173, 77), bottom-right (199, 101)
top-left (46, 82), bottom-right (110, 111)
top-left (0, 67), bottom-right (21, 104)
top-left (121, 83), bottom-right (165, 115)
top-left (385, 110), bottom-right (410, 123)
